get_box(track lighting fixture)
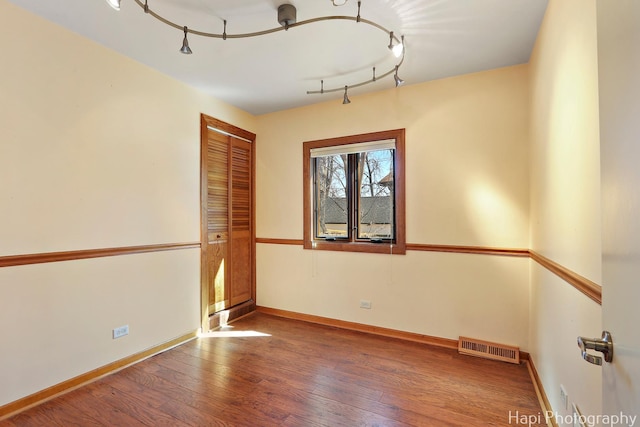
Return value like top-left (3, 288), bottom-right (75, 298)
top-left (180, 26), bottom-right (192, 54)
top-left (106, 0), bottom-right (406, 98)
top-left (342, 86), bottom-right (351, 104)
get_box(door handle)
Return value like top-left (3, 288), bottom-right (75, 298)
top-left (577, 331), bottom-right (613, 365)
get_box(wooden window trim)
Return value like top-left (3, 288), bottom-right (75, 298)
top-left (303, 129), bottom-right (406, 255)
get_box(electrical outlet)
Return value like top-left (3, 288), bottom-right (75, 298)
top-left (560, 385), bottom-right (568, 410)
top-left (113, 325), bottom-right (129, 339)
top-left (360, 300), bottom-right (372, 309)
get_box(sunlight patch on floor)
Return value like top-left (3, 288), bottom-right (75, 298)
top-left (198, 328), bottom-right (271, 338)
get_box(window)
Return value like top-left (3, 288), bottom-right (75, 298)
top-left (303, 129), bottom-right (406, 254)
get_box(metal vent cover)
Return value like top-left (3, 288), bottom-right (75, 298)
top-left (458, 337), bottom-right (520, 364)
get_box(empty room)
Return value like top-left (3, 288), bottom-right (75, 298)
top-left (1, 0), bottom-right (638, 425)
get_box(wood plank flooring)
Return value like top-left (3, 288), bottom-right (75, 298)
top-left (2, 313), bottom-right (547, 426)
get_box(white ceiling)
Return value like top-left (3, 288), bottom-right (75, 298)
top-left (7, 0), bottom-right (548, 115)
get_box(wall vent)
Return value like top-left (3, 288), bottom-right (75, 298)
top-left (458, 337), bottom-right (520, 364)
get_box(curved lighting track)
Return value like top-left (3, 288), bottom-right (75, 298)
top-left (127, 0), bottom-right (406, 97)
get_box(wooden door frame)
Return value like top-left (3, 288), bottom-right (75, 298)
top-left (200, 114), bottom-right (257, 332)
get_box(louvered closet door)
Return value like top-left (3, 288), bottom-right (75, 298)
top-left (206, 131), bottom-right (230, 314)
top-left (204, 128), bottom-right (253, 315)
top-left (229, 137), bottom-right (252, 307)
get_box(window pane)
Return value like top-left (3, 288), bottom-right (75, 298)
top-left (357, 149), bottom-right (394, 240)
top-left (314, 155), bottom-right (348, 238)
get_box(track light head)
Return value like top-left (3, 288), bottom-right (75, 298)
top-left (342, 86), bottom-right (351, 104)
top-left (394, 66), bottom-right (404, 87)
top-left (106, 0), bottom-right (121, 11)
top-left (389, 32), bottom-right (405, 58)
top-left (180, 26), bottom-right (193, 54)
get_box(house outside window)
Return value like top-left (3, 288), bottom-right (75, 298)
top-left (303, 129), bottom-right (406, 255)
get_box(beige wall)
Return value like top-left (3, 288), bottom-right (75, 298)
top-left (528, 0), bottom-right (602, 419)
top-left (256, 66), bottom-right (531, 348)
top-left (0, 1), bottom-right (255, 406)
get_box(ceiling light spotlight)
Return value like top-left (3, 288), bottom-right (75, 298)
top-left (342, 86), bottom-right (351, 104)
top-left (180, 26), bottom-right (193, 54)
top-left (105, 0), bottom-right (120, 11)
top-left (394, 65), bottom-right (404, 87)
top-left (388, 31), bottom-right (405, 58)
top-left (392, 35), bottom-right (405, 58)
top-left (332, 0), bottom-right (348, 5)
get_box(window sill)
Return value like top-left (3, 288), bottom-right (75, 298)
top-left (304, 240), bottom-right (406, 255)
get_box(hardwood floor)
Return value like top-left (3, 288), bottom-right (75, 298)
top-left (2, 313), bottom-right (546, 426)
